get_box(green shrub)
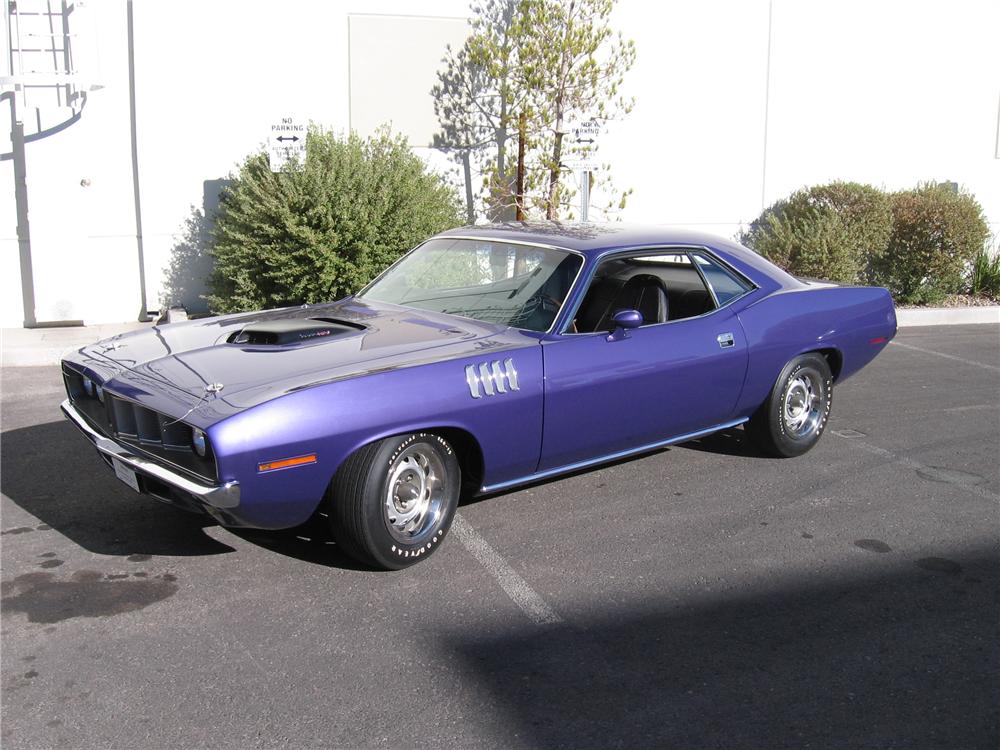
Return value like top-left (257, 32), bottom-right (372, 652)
top-left (741, 182), bottom-right (892, 284)
top-left (870, 183), bottom-right (990, 304)
top-left (971, 245), bottom-right (1000, 298)
top-left (208, 128), bottom-right (464, 313)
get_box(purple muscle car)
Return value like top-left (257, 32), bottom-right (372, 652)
top-left (61, 223), bottom-right (896, 569)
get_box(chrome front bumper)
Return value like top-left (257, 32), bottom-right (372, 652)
top-left (61, 399), bottom-right (240, 509)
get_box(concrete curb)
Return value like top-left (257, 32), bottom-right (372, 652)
top-left (1, 347), bottom-right (77, 368)
top-left (896, 306), bottom-right (1000, 327)
top-left (1, 322), bottom-right (153, 368)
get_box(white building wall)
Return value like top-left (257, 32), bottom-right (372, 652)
top-left (2, 0), bottom-right (998, 328)
top-left (129, 0), bottom-right (469, 314)
top-left (601, 1), bottom-right (772, 236)
top-left (604, 0), bottom-right (1000, 238)
top-left (762, 0), bottom-right (1000, 232)
top-left (0, 159), bottom-right (22, 326)
top-left (1, 0), bottom-right (141, 326)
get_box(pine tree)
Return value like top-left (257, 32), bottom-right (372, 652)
top-left (433, 0), bottom-right (526, 220)
top-left (433, 0), bottom-right (635, 221)
top-left (517, 0), bottom-right (635, 219)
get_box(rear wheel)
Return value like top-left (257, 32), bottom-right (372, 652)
top-left (328, 432), bottom-right (460, 570)
top-left (747, 353), bottom-right (833, 457)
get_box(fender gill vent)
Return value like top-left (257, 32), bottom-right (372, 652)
top-left (228, 319), bottom-right (357, 346)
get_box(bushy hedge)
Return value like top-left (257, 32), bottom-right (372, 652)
top-left (208, 128), bottom-right (464, 313)
top-left (740, 182), bottom-right (892, 285)
top-left (743, 181), bottom-right (991, 303)
top-left (873, 183), bottom-right (991, 304)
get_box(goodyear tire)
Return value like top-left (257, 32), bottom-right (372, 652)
top-left (329, 432), bottom-right (460, 570)
top-left (747, 353), bottom-right (833, 458)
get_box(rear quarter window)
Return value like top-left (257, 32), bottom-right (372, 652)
top-left (693, 254), bottom-right (753, 306)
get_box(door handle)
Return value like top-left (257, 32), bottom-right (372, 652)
top-left (717, 332), bottom-right (735, 348)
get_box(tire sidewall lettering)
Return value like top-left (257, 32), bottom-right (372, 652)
top-left (387, 432), bottom-right (454, 467)
top-left (391, 525), bottom-right (448, 558)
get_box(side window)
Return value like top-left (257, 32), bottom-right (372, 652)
top-left (692, 254), bottom-right (753, 306)
top-left (568, 251), bottom-right (715, 333)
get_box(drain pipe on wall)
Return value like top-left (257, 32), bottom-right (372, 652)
top-left (3, 91), bottom-right (38, 328)
top-left (759, 0), bottom-right (773, 213)
top-left (126, 0), bottom-right (151, 322)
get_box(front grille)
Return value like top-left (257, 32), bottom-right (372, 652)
top-left (63, 365), bottom-right (218, 483)
top-left (63, 366), bottom-right (115, 432)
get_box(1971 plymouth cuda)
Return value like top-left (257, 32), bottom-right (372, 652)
top-left (61, 223), bottom-right (896, 569)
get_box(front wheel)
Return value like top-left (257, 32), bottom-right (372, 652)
top-left (746, 353), bottom-right (833, 457)
top-left (328, 432), bottom-right (460, 570)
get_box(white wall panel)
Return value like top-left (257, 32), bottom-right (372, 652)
top-left (2, 0), bottom-right (996, 327)
top-left (348, 13), bottom-right (468, 146)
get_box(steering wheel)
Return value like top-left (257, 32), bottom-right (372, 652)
top-left (518, 292), bottom-right (563, 327)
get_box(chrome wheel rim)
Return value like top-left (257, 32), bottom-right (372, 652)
top-left (384, 444), bottom-right (446, 544)
top-left (783, 370), bottom-right (823, 438)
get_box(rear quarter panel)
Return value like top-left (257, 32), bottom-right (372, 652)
top-left (734, 285), bottom-right (896, 417)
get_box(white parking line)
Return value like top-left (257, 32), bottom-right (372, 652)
top-left (832, 432), bottom-right (1000, 504)
top-left (942, 403), bottom-right (999, 413)
top-left (890, 340), bottom-right (1000, 372)
top-left (451, 514), bottom-right (563, 626)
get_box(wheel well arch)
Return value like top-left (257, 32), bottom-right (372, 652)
top-left (318, 425), bottom-right (485, 521)
top-left (433, 426), bottom-right (485, 497)
top-left (813, 347), bottom-right (843, 381)
top-left (333, 425), bottom-right (486, 495)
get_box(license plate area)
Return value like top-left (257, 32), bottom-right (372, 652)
top-left (112, 457), bottom-right (141, 493)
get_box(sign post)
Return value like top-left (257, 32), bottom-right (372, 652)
top-left (268, 117), bottom-right (306, 172)
top-left (567, 119), bottom-right (601, 221)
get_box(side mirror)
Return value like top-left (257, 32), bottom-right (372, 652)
top-left (607, 309), bottom-right (643, 341)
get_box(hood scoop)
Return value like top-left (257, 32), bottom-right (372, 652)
top-left (227, 318), bottom-right (363, 346)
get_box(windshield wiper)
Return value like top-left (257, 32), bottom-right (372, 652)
top-left (508, 266), bottom-right (543, 299)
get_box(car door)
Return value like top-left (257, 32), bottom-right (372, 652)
top-left (538, 251), bottom-right (751, 471)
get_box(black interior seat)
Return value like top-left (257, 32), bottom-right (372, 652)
top-left (575, 277), bottom-right (626, 333)
top-left (594, 274), bottom-right (669, 330)
top-left (673, 289), bottom-right (713, 320)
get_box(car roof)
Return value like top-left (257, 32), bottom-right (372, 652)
top-left (434, 221), bottom-right (799, 290)
top-left (436, 221), bottom-right (728, 257)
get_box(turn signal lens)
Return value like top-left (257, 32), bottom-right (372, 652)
top-left (192, 428), bottom-right (207, 457)
top-left (258, 454), bottom-right (317, 473)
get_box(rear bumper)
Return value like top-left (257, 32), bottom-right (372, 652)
top-left (61, 399), bottom-right (240, 509)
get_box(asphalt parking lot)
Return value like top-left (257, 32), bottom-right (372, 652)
top-left (2, 323), bottom-right (998, 749)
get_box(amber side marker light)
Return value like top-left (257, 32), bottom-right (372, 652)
top-left (258, 454), bottom-right (317, 473)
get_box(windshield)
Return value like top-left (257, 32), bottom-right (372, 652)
top-left (359, 238), bottom-right (583, 332)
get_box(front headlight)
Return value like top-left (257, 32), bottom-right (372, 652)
top-left (192, 428), bottom-right (207, 457)
top-left (95, 384), bottom-right (105, 403)
top-left (82, 377), bottom-right (94, 397)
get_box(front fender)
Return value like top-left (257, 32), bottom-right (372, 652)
top-left (209, 346), bottom-right (543, 529)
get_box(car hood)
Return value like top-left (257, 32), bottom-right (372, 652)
top-left (80, 298), bottom-right (533, 409)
